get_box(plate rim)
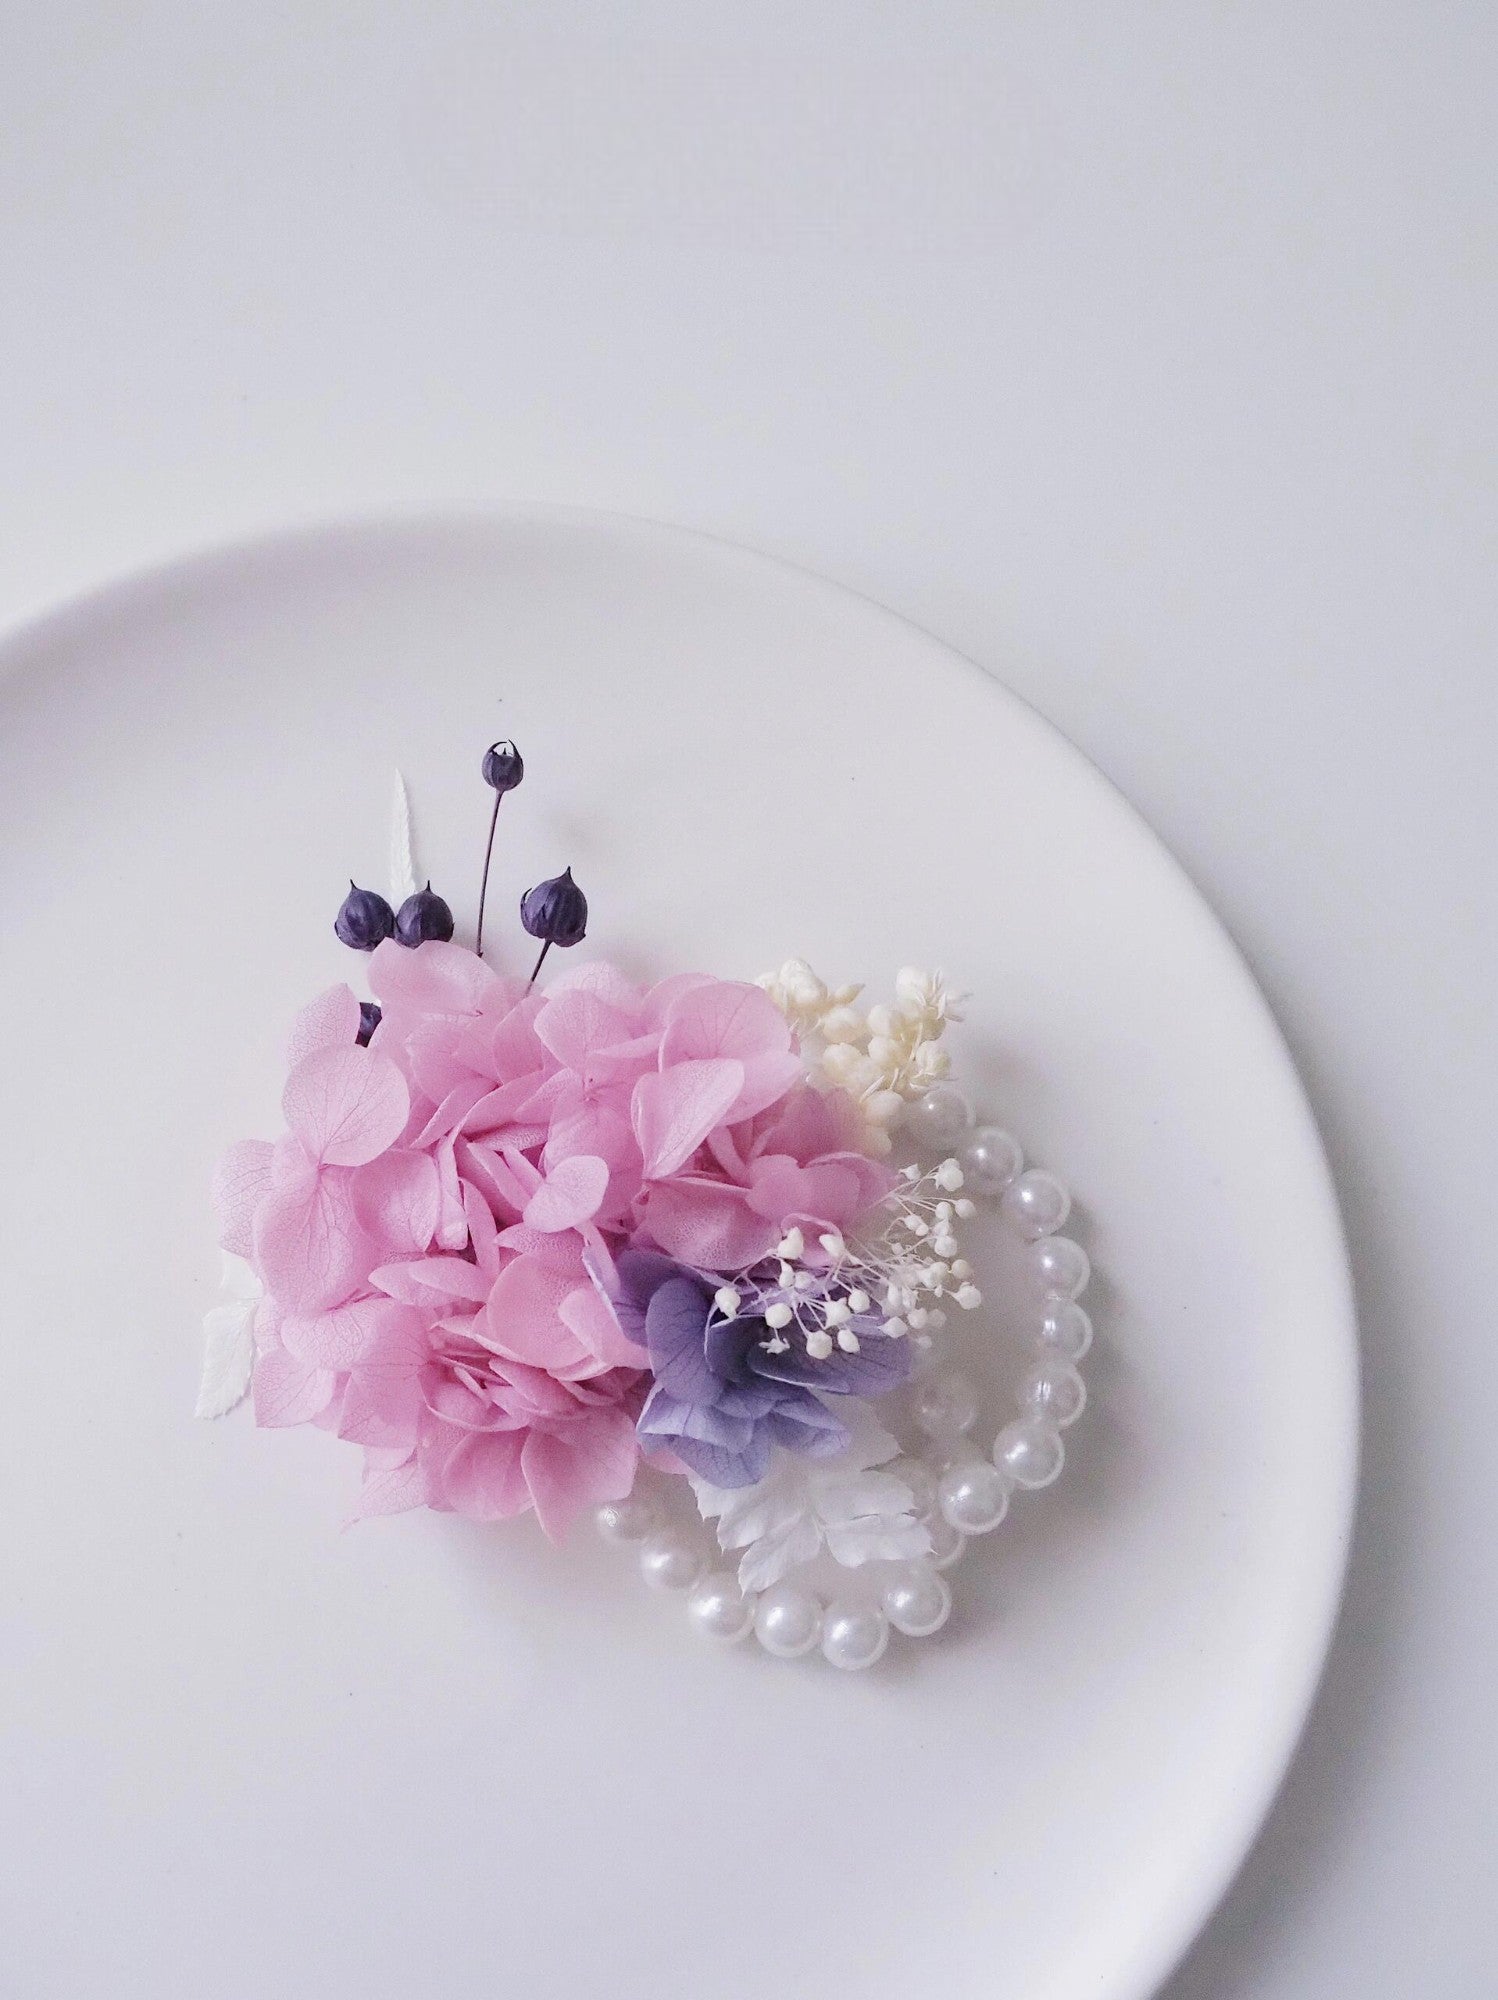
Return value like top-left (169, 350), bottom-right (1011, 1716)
top-left (0, 501), bottom-right (1360, 2000)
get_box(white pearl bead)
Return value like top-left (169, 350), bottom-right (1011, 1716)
top-left (1021, 1357), bottom-right (1087, 1427)
top-left (754, 1582), bottom-right (823, 1658)
top-left (687, 1570), bottom-right (755, 1642)
top-left (1037, 1297), bottom-right (1093, 1359)
top-left (958, 1125), bottom-right (1023, 1197)
top-left (923, 1510), bottom-right (967, 1569)
top-left (1000, 1169), bottom-right (1072, 1239)
top-left (994, 1417), bottom-right (1066, 1489)
top-left (890, 1456), bottom-right (939, 1518)
top-left (1030, 1235), bottom-right (1091, 1298)
top-left (904, 1083), bottom-right (975, 1151)
top-left (638, 1529), bottom-right (705, 1592)
top-left (821, 1599), bottom-right (890, 1671)
top-left (913, 1369), bottom-right (979, 1441)
top-left (905, 1329), bottom-right (942, 1379)
top-left (881, 1561), bottom-right (952, 1637)
top-left (595, 1493), bottom-right (660, 1544)
top-left (938, 1458), bottom-right (1011, 1534)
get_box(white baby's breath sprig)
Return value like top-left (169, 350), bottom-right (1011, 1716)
top-left (710, 1157), bottom-right (983, 1371)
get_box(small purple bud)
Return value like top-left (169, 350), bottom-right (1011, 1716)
top-left (520, 866), bottom-right (588, 947)
top-left (482, 739), bottom-right (525, 794)
top-left (394, 882), bottom-right (455, 947)
top-left (356, 1000), bottom-right (382, 1046)
top-left (335, 882), bottom-right (395, 951)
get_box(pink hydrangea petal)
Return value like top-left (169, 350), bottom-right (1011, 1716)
top-left (266, 1131), bottom-right (308, 1186)
top-left (537, 1117), bottom-right (639, 1224)
top-left (282, 1044), bottom-right (410, 1167)
top-left (253, 1346), bottom-right (337, 1427)
top-left (631, 1058), bottom-right (745, 1179)
top-left (546, 1097), bottom-right (637, 1172)
top-left (212, 1138), bottom-right (274, 1257)
top-left (523, 1414), bottom-right (640, 1541)
top-left (434, 1135), bottom-right (468, 1250)
top-left (494, 1223), bottom-right (575, 1264)
top-left (453, 995), bottom-right (544, 1078)
top-left (281, 1296), bottom-right (398, 1370)
top-left (641, 972), bottom-right (715, 1029)
top-left (411, 1078), bottom-right (493, 1149)
top-left (756, 1083), bottom-right (859, 1159)
top-left (368, 936), bottom-right (503, 1017)
top-left (455, 1140), bottom-right (529, 1224)
top-left (704, 1124), bottom-right (748, 1178)
top-left (254, 1162), bottom-right (369, 1314)
top-left (734, 1052), bottom-right (805, 1123)
top-left (660, 980), bottom-right (800, 1119)
top-left (352, 1150), bottom-right (442, 1255)
top-left (523, 1154), bottom-right (610, 1232)
top-left (461, 1075), bottom-right (550, 1139)
top-left (816, 1149), bottom-right (899, 1216)
top-left (349, 1453), bottom-right (430, 1521)
top-left (336, 1309), bottom-right (431, 1448)
top-left (484, 1254), bottom-right (584, 1370)
top-left (587, 1034), bottom-right (663, 1080)
top-left (745, 1154), bottom-right (860, 1226)
top-left (533, 990), bottom-right (639, 1070)
top-left (368, 1255), bottom-right (492, 1306)
top-left (403, 1024), bottom-right (478, 1105)
top-left (286, 984), bottom-right (361, 1068)
top-left (499, 1145), bottom-right (543, 1202)
top-left (638, 1178), bottom-right (780, 1271)
top-left (559, 1281), bottom-right (648, 1371)
top-left (490, 1357), bottom-right (587, 1420)
top-left (461, 1175), bottom-right (501, 1275)
top-left (546, 960), bottom-right (645, 1014)
top-left (441, 1430), bottom-right (530, 1520)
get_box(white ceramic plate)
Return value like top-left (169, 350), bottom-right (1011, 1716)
top-left (0, 511), bottom-right (1356, 2000)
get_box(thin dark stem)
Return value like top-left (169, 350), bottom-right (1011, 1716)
top-left (475, 793), bottom-right (502, 957)
top-left (528, 939), bottom-right (553, 989)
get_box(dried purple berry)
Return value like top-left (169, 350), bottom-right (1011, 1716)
top-left (394, 882), bottom-right (455, 947)
top-left (520, 866), bottom-right (588, 985)
top-left (481, 739), bottom-right (524, 794)
top-left (335, 882), bottom-right (395, 951)
top-left (521, 866), bottom-right (588, 947)
top-left (356, 1000), bottom-right (382, 1046)
top-left (476, 738), bottom-right (524, 958)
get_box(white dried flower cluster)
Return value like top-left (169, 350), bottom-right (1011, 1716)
top-left (757, 960), bottom-right (966, 1156)
top-left (866, 1160), bottom-right (984, 1332)
top-left (711, 1223), bottom-right (876, 1361)
top-left (756, 957), bottom-right (865, 1036)
top-left (705, 1165), bottom-right (983, 1372)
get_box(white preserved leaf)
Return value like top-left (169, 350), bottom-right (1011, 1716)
top-left (690, 1404), bottom-right (931, 1593)
top-left (388, 769), bottom-right (417, 907)
top-left (194, 1253), bottom-right (261, 1418)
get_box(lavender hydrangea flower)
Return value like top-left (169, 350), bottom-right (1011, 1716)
top-left (613, 1251), bottom-right (910, 1488)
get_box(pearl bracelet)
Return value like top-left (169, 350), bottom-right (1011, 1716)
top-left (594, 1081), bottom-right (1093, 1671)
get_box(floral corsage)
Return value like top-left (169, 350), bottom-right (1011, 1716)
top-left (200, 744), bottom-right (1093, 1670)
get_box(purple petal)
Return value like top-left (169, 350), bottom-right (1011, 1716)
top-left (761, 1392), bottom-right (851, 1458)
top-left (643, 1276), bottom-right (718, 1401)
top-left (636, 1383), bottom-right (753, 1453)
top-left (611, 1247), bottom-right (684, 1344)
top-left (749, 1322), bottom-right (913, 1398)
top-left (668, 1432), bottom-right (772, 1487)
top-left (703, 1313), bottom-right (757, 1381)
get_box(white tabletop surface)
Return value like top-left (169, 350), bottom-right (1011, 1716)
top-left (1, 7), bottom-right (1492, 1995)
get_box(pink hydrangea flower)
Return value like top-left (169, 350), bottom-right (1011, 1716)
top-left (214, 948), bottom-right (895, 1539)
